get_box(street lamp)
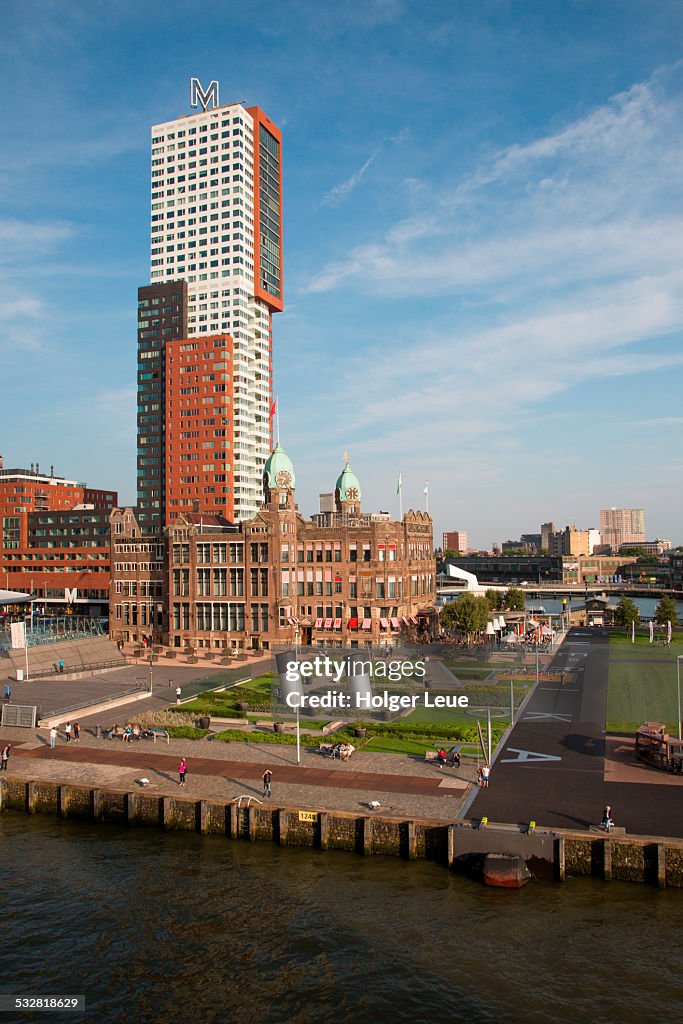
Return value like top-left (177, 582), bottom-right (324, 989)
top-left (676, 655), bottom-right (683, 742)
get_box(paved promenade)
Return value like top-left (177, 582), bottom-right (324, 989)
top-left (470, 628), bottom-right (683, 837)
top-left (4, 729), bottom-right (477, 821)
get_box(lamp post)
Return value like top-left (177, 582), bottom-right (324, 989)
top-left (677, 655), bottom-right (683, 742)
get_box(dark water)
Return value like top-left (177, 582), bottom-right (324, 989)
top-left (0, 814), bottom-right (681, 1024)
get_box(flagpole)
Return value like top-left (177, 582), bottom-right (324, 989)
top-left (276, 393), bottom-right (280, 446)
top-left (424, 480), bottom-right (429, 515)
top-left (398, 471), bottom-right (403, 521)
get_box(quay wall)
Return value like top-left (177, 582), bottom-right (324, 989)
top-left (1, 776), bottom-right (681, 888)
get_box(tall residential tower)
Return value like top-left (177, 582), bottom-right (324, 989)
top-left (137, 83), bottom-right (282, 530)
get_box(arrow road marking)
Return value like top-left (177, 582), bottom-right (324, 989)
top-left (500, 748), bottom-right (562, 764)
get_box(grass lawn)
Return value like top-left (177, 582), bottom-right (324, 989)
top-left (364, 736), bottom-right (435, 755)
top-left (607, 644), bottom-right (681, 733)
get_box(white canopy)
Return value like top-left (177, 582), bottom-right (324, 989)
top-left (0, 590), bottom-right (33, 606)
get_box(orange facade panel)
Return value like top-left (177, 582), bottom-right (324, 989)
top-left (165, 334), bottom-right (235, 523)
top-left (247, 106), bottom-right (284, 313)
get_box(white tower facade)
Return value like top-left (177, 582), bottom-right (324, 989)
top-left (148, 89), bottom-right (282, 521)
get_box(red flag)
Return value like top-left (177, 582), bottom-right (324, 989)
top-left (269, 397), bottom-right (277, 419)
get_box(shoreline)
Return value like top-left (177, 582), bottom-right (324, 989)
top-left (1, 772), bottom-right (681, 889)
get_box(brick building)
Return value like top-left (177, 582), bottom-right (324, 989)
top-left (110, 447), bottom-right (436, 649)
top-left (0, 458), bottom-right (117, 616)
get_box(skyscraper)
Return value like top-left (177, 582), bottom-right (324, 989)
top-left (599, 508), bottom-right (645, 549)
top-left (137, 83), bottom-right (282, 529)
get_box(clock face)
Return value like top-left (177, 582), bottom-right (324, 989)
top-left (275, 469), bottom-right (292, 487)
top-left (346, 487), bottom-right (359, 500)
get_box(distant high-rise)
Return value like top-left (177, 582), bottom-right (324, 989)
top-left (443, 530), bottom-right (468, 553)
top-left (599, 508), bottom-right (645, 549)
top-left (137, 83), bottom-right (282, 528)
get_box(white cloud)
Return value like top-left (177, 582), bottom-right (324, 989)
top-left (321, 149), bottom-right (380, 207)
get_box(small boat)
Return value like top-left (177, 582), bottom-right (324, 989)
top-left (481, 853), bottom-right (532, 888)
top-left (528, 605), bottom-right (546, 615)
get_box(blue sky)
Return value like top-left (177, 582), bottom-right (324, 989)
top-left (1, 0), bottom-right (683, 547)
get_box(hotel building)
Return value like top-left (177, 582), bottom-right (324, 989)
top-left (111, 449), bottom-right (436, 650)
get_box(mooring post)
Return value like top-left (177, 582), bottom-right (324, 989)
top-left (319, 812), bottom-right (329, 851)
top-left (447, 825), bottom-right (455, 869)
top-left (656, 843), bottom-right (667, 889)
top-left (406, 821), bottom-right (417, 860)
top-left (555, 836), bottom-right (566, 882)
top-left (603, 839), bottom-right (612, 881)
top-left (126, 792), bottom-right (137, 827)
top-left (363, 816), bottom-right (373, 856)
top-left (278, 808), bottom-right (288, 847)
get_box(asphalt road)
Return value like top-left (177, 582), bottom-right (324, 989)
top-left (470, 628), bottom-right (683, 838)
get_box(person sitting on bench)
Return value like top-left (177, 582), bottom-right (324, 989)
top-left (601, 805), bottom-right (614, 832)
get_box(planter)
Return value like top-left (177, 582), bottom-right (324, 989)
top-left (273, 722), bottom-right (285, 734)
top-left (197, 717), bottom-right (211, 730)
top-left (237, 702), bottom-right (249, 713)
top-left (354, 727), bottom-right (366, 739)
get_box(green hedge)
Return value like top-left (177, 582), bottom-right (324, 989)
top-left (212, 729), bottom-right (319, 745)
top-left (165, 726), bottom-right (211, 740)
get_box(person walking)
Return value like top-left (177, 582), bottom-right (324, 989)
top-left (262, 768), bottom-right (272, 798)
top-left (481, 764), bottom-right (490, 788)
top-left (4, 683), bottom-right (10, 702)
top-left (65, 721), bottom-right (72, 743)
top-left (73, 722), bottom-right (80, 743)
top-left (49, 727), bottom-right (57, 749)
top-left (0, 744), bottom-right (11, 771)
top-left (178, 757), bottom-right (187, 787)
top-left (58, 659), bottom-right (65, 674)
top-left (175, 686), bottom-right (182, 704)
top-left (601, 805), bottom-right (614, 832)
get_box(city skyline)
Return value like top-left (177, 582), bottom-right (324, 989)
top-left (1, 2), bottom-right (683, 546)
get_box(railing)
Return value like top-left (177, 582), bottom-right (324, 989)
top-left (0, 616), bottom-right (107, 652)
top-left (42, 684), bottom-right (149, 719)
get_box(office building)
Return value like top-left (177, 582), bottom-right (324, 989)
top-left (138, 84), bottom-right (282, 525)
top-left (443, 530), bottom-right (468, 554)
top-left (599, 508), bottom-right (645, 549)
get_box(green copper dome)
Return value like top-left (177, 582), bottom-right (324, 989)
top-left (264, 444), bottom-right (295, 489)
top-left (335, 460), bottom-right (361, 502)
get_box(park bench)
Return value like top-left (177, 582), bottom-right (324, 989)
top-left (147, 728), bottom-right (170, 744)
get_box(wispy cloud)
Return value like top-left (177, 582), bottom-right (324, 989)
top-left (321, 149), bottom-right (380, 207)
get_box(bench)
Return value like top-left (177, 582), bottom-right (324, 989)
top-left (148, 728), bottom-right (170, 744)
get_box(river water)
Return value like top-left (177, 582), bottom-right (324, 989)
top-left (1, 815), bottom-right (681, 1024)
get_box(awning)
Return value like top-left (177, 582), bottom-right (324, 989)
top-left (348, 617), bottom-right (359, 629)
top-left (314, 618), bottom-right (323, 628)
top-left (410, 615), bottom-right (418, 625)
top-left (361, 618), bottom-right (372, 630)
top-left (390, 617), bottom-right (400, 630)
top-left (323, 618), bottom-right (332, 629)
top-left (0, 590), bottom-right (34, 606)
top-left (380, 617), bottom-right (389, 629)
top-left (333, 618), bottom-right (342, 630)
top-left (401, 616), bottom-right (410, 626)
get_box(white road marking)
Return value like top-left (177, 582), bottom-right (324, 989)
top-left (500, 748), bottom-right (562, 764)
top-left (524, 712), bottom-right (573, 722)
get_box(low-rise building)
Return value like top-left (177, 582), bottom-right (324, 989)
top-left (110, 449), bottom-right (437, 649)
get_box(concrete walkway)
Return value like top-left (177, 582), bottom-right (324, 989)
top-left (4, 728), bottom-right (477, 821)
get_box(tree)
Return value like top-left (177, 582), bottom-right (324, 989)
top-left (505, 587), bottom-right (526, 612)
top-left (485, 588), bottom-right (501, 611)
top-left (615, 596), bottom-right (639, 629)
top-left (444, 548), bottom-right (460, 559)
top-left (440, 593), bottom-right (490, 643)
top-left (655, 595), bottom-right (678, 626)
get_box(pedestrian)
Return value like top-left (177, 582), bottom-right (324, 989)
top-left (58, 658), bottom-right (65, 674)
top-left (49, 727), bottom-right (57, 749)
top-left (73, 721), bottom-right (80, 743)
top-left (477, 765), bottom-right (483, 787)
top-left (482, 764), bottom-right (490, 788)
top-left (178, 757), bottom-right (187, 787)
top-left (601, 805), bottom-right (614, 832)
top-left (175, 686), bottom-right (182, 704)
top-left (65, 721), bottom-right (72, 743)
top-left (262, 768), bottom-right (272, 798)
top-left (0, 744), bottom-right (10, 771)
top-left (4, 683), bottom-right (10, 701)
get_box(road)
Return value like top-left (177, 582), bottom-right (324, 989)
top-left (470, 628), bottom-right (683, 837)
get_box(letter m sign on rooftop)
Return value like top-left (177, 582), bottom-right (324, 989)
top-left (190, 78), bottom-right (220, 111)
